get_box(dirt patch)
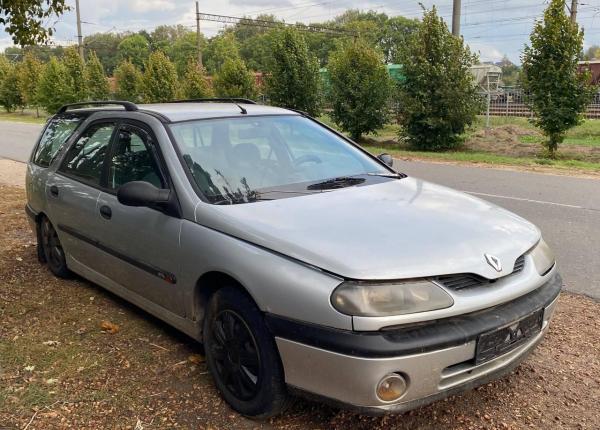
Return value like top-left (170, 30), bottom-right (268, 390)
top-left (466, 125), bottom-right (600, 163)
top-left (1, 185), bottom-right (599, 429)
top-left (0, 159), bottom-right (26, 188)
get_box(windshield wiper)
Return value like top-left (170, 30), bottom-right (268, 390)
top-left (307, 176), bottom-right (366, 191)
top-left (367, 172), bottom-right (407, 178)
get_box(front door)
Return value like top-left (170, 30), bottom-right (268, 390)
top-left (94, 122), bottom-right (184, 315)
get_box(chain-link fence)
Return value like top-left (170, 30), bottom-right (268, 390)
top-left (483, 87), bottom-right (600, 119)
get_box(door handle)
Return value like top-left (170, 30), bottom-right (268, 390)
top-left (49, 185), bottom-right (59, 197)
top-left (99, 205), bottom-right (112, 220)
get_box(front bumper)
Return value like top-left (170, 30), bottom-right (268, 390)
top-left (270, 272), bottom-right (562, 413)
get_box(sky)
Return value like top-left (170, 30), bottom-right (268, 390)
top-left (1, 0), bottom-right (600, 64)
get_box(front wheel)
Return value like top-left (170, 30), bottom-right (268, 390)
top-left (203, 287), bottom-right (289, 418)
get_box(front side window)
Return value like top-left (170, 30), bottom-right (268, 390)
top-left (107, 126), bottom-right (164, 190)
top-left (32, 114), bottom-right (85, 167)
top-left (59, 122), bottom-right (116, 186)
top-left (169, 115), bottom-right (390, 204)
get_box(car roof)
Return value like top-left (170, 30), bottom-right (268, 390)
top-left (62, 102), bottom-right (299, 123)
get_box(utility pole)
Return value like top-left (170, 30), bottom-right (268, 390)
top-left (570, 0), bottom-right (578, 23)
top-left (452, 0), bottom-right (461, 36)
top-left (75, 0), bottom-right (84, 58)
top-left (196, 1), bottom-right (203, 68)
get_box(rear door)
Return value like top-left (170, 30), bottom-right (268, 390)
top-left (94, 122), bottom-right (184, 315)
top-left (46, 121), bottom-right (117, 270)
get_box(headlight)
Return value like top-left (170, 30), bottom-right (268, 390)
top-left (331, 280), bottom-right (454, 317)
top-left (530, 238), bottom-right (555, 275)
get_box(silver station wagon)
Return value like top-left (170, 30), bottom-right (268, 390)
top-left (25, 99), bottom-right (561, 418)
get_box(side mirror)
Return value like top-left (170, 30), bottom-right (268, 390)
top-left (377, 153), bottom-right (394, 168)
top-left (117, 181), bottom-right (171, 207)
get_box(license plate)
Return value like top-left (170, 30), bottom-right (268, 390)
top-left (475, 309), bottom-right (544, 365)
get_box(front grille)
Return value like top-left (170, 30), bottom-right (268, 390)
top-left (435, 254), bottom-right (526, 291)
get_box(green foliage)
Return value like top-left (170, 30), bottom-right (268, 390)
top-left (499, 56), bottom-right (520, 86)
top-left (233, 15), bottom-right (281, 71)
top-left (521, 0), bottom-right (596, 157)
top-left (17, 52), bottom-right (43, 110)
top-left (118, 34), bottom-right (151, 70)
top-left (398, 7), bottom-right (481, 151)
top-left (0, 55), bottom-right (10, 83)
top-left (83, 33), bottom-right (123, 74)
top-left (0, 62), bottom-right (24, 112)
top-left (583, 44), bottom-right (600, 61)
top-left (0, 0), bottom-right (68, 45)
top-left (328, 40), bottom-right (392, 140)
top-left (172, 32), bottom-right (204, 77)
top-left (37, 57), bottom-right (72, 113)
top-left (114, 60), bottom-right (143, 102)
top-left (204, 33), bottom-right (241, 75)
top-left (142, 51), bottom-right (178, 103)
top-left (214, 58), bottom-right (257, 99)
top-left (62, 47), bottom-right (88, 102)
top-left (265, 28), bottom-right (321, 116)
top-left (182, 60), bottom-right (213, 99)
top-left (85, 51), bottom-right (110, 100)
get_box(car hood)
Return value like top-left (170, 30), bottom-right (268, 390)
top-left (195, 177), bottom-right (540, 280)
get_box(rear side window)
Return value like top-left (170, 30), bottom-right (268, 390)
top-left (32, 115), bottom-right (84, 167)
top-left (59, 122), bottom-right (116, 186)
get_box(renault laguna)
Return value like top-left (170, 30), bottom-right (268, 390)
top-left (25, 99), bottom-right (561, 418)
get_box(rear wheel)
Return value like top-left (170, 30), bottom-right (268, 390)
top-left (204, 287), bottom-right (289, 418)
top-left (40, 217), bottom-right (70, 278)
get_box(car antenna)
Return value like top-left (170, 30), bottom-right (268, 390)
top-left (234, 102), bottom-right (247, 115)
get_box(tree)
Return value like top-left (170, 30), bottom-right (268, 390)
top-left (182, 59), bottom-right (213, 99)
top-left (37, 57), bottom-right (72, 113)
top-left (118, 34), bottom-right (151, 70)
top-left (521, 0), bottom-right (596, 157)
top-left (143, 51), bottom-right (178, 103)
top-left (204, 33), bottom-right (241, 74)
top-left (62, 47), bottom-right (88, 102)
top-left (213, 58), bottom-right (257, 99)
top-left (83, 32), bottom-right (124, 74)
top-left (583, 44), bottom-right (600, 61)
top-left (0, 0), bottom-right (68, 45)
top-left (85, 51), bottom-right (110, 100)
top-left (398, 7), bottom-right (481, 151)
top-left (498, 55), bottom-right (520, 87)
top-left (114, 60), bottom-right (143, 102)
top-left (328, 40), bottom-right (392, 140)
top-left (265, 28), bottom-right (321, 116)
top-left (172, 32), bottom-right (204, 77)
top-left (0, 62), bottom-right (23, 112)
top-left (17, 52), bottom-right (43, 115)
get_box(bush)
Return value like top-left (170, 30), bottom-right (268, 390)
top-left (213, 58), bottom-right (256, 99)
top-left (37, 57), bottom-right (72, 113)
top-left (114, 60), bottom-right (143, 102)
top-left (62, 46), bottom-right (88, 102)
top-left (0, 62), bottom-right (23, 112)
top-left (265, 28), bottom-right (321, 116)
top-left (182, 59), bottom-right (213, 99)
top-left (117, 34), bottom-right (150, 70)
top-left (143, 51), bottom-right (178, 103)
top-left (328, 40), bottom-right (392, 140)
top-left (397, 7), bottom-right (481, 151)
top-left (85, 51), bottom-right (110, 100)
top-left (521, 0), bottom-right (596, 157)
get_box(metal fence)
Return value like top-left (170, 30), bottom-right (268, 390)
top-left (483, 87), bottom-right (600, 119)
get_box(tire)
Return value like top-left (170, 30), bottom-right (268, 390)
top-left (203, 286), bottom-right (289, 418)
top-left (39, 216), bottom-right (70, 278)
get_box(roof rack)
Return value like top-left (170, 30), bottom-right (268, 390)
top-left (167, 98), bottom-right (258, 105)
top-left (57, 101), bottom-right (139, 114)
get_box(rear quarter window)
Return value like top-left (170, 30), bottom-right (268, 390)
top-left (32, 114), bottom-right (85, 167)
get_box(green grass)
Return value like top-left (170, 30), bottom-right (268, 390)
top-left (363, 145), bottom-right (600, 173)
top-left (0, 110), bottom-right (48, 124)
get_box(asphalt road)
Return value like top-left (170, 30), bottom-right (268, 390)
top-left (1, 120), bottom-right (599, 299)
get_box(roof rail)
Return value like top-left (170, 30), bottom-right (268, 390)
top-left (167, 98), bottom-right (258, 105)
top-left (57, 101), bottom-right (139, 114)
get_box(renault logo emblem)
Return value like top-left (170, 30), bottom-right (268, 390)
top-left (485, 254), bottom-right (502, 272)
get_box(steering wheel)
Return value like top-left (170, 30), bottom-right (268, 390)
top-left (293, 154), bottom-right (322, 167)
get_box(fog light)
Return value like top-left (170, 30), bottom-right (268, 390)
top-left (376, 373), bottom-right (407, 402)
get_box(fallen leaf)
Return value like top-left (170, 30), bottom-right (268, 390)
top-left (100, 321), bottom-right (120, 334)
top-left (42, 340), bottom-right (60, 346)
top-left (45, 378), bottom-right (59, 385)
top-left (24, 365), bottom-right (35, 372)
top-left (188, 354), bottom-right (205, 364)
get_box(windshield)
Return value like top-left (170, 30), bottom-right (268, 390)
top-left (169, 115), bottom-right (391, 204)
